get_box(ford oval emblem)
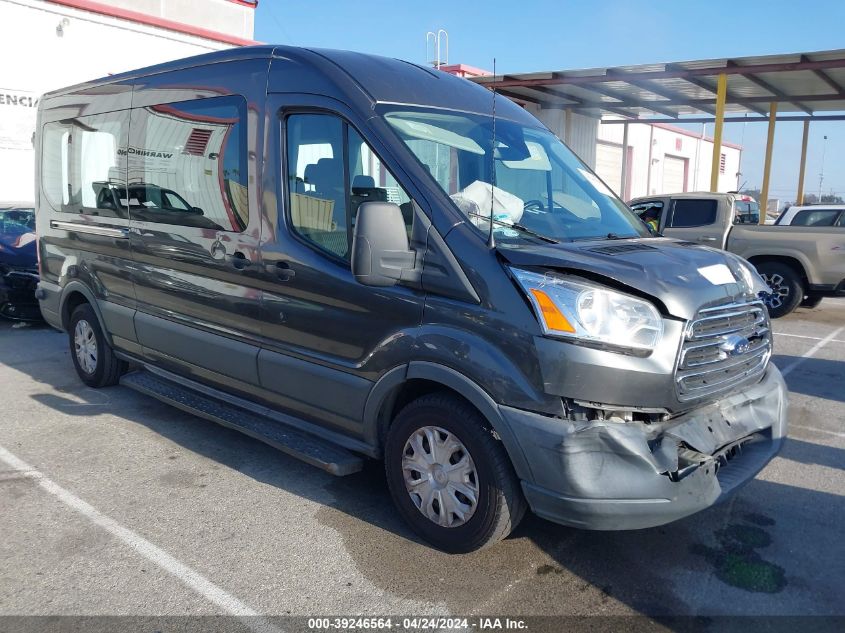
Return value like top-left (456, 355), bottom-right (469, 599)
top-left (719, 334), bottom-right (751, 357)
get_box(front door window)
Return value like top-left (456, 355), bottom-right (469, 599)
top-left (286, 113), bottom-right (413, 261)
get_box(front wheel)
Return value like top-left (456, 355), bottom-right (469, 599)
top-left (384, 392), bottom-right (526, 553)
top-left (756, 262), bottom-right (803, 318)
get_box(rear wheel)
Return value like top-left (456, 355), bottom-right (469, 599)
top-left (756, 262), bottom-right (803, 318)
top-left (384, 392), bottom-right (526, 553)
top-left (68, 303), bottom-right (126, 387)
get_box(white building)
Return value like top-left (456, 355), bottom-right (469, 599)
top-left (458, 64), bottom-right (746, 202)
top-left (0, 0), bottom-right (257, 202)
top-left (525, 107), bottom-right (743, 202)
top-left (595, 119), bottom-right (742, 200)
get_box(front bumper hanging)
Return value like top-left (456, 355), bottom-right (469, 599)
top-left (499, 365), bottom-right (788, 530)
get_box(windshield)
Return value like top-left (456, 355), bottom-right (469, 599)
top-left (382, 107), bottom-right (649, 243)
top-left (0, 208), bottom-right (36, 233)
top-left (733, 200), bottom-right (760, 224)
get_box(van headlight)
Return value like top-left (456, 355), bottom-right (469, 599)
top-left (510, 268), bottom-right (663, 352)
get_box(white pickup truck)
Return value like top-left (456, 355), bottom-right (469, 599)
top-left (630, 192), bottom-right (845, 317)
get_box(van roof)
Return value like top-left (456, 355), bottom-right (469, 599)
top-left (41, 45), bottom-right (534, 124)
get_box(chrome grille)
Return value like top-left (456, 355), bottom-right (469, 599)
top-left (676, 300), bottom-right (771, 401)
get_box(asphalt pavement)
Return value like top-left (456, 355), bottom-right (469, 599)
top-left (0, 299), bottom-right (843, 626)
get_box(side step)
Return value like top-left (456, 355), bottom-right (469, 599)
top-left (120, 370), bottom-right (364, 476)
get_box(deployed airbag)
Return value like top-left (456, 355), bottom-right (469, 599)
top-left (450, 181), bottom-right (524, 230)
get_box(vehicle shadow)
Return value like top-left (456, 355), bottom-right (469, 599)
top-left (4, 323), bottom-right (843, 619)
top-left (771, 354), bottom-right (845, 403)
top-left (778, 437), bottom-right (845, 470)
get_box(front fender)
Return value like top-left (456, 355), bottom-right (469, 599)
top-left (362, 360), bottom-right (537, 483)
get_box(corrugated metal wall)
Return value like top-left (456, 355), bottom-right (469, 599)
top-left (525, 104), bottom-right (598, 168)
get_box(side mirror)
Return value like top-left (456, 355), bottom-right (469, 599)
top-left (189, 207), bottom-right (205, 215)
top-left (351, 202), bottom-right (415, 287)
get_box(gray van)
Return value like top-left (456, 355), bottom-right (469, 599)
top-left (34, 46), bottom-right (788, 552)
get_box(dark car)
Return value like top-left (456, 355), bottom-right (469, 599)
top-left (0, 203), bottom-right (42, 321)
top-left (35, 47), bottom-right (787, 552)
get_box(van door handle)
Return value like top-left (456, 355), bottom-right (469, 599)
top-left (226, 253), bottom-right (252, 270)
top-left (269, 261), bottom-right (296, 280)
top-left (699, 236), bottom-right (718, 242)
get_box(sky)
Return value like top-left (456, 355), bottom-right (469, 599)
top-left (254, 0), bottom-right (845, 202)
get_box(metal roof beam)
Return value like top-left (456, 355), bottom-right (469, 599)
top-left (800, 54), bottom-right (845, 95)
top-left (605, 71), bottom-right (716, 115)
top-left (484, 57), bottom-right (845, 88)
top-left (663, 65), bottom-right (768, 116)
top-left (521, 85), bottom-right (585, 106)
top-left (726, 60), bottom-right (813, 114)
top-left (495, 88), bottom-right (607, 119)
top-left (600, 113), bottom-right (845, 124)
top-left (568, 92), bottom-right (843, 110)
top-left (520, 86), bottom-right (637, 119)
top-left (572, 81), bottom-right (680, 117)
top-left (530, 83), bottom-right (676, 118)
top-left (496, 88), bottom-right (542, 105)
top-left (490, 81), bottom-right (640, 119)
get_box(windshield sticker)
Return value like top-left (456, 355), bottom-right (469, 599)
top-left (698, 264), bottom-right (736, 285)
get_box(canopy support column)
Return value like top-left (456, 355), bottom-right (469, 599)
top-left (621, 121), bottom-right (630, 200)
top-left (796, 120), bottom-right (810, 206)
top-left (709, 73), bottom-right (727, 191)
top-left (759, 102), bottom-right (778, 223)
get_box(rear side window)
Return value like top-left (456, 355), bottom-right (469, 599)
top-left (127, 96), bottom-right (248, 232)
top-left (41, 112), bottom-right (129, 219)
top-left (790, 209), bottom-right (840, 227)
top-left (668, 199), bottom-right (717, 228)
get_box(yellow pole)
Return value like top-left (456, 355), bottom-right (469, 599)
top-left (759, 102), bottom-right (778, 224)
top-left (796, 120), bottom-right (810, 206)
top-left (709, 73), bottom-right (727, 192)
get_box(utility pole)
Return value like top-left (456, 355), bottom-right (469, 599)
top-left (818, 134), bottom-right (828, 201)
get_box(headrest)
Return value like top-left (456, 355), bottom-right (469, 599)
top-left (303, 163), bottom-right (319, 185)
top-left (352, 175), bottom-right (375, 189)
top-left (317, 157), bottom-right (343, 181)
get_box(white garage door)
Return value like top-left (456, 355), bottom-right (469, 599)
top-left (662, 155), bottom-right (687, 194)
top-left (595, 143), bottom-right (623, 197)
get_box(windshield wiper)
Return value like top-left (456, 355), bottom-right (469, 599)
top-left (467, 212), bottom-right (559, 244)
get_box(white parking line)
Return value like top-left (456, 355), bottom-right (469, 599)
top-left (774, 331), bottom-right (845, 344)
top-left (790, 424), bottom-right (845, 438)
top-left (778, 327), bottom-right (845, 379)
top-left (0, 444), bottom-right (282, 633)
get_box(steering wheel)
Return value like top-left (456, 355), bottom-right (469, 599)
top-left (524, 199), bottom-right (570, 214)
top-left (523, 199), bottom-right (547, 213)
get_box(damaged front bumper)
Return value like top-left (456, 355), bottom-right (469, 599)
top-left (500, 365), bottom-right (788, 530)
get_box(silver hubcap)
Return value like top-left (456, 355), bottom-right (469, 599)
top-left (761, 273), bottom-right (789, 309)
top-left (74, 319), bottom-right (98, 374)
top-left (402, 426), bottom-right (479, 528)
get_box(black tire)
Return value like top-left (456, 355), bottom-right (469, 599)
top-left (384, 392), bottom-right (526, 553)
top-left (800, 294), bottom-right (823, 309)
top-left (68, 303), bottom-right (126, 387)
top-left (756, 262), bottom-right (803, 318)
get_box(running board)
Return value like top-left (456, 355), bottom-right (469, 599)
top-left (120, 370), bottom-right (364, 476)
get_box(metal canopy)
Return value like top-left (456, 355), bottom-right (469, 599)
top-left (469, 49), bottom-right (845, 122)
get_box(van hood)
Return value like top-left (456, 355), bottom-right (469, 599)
top-left (498, 237), bottom-right (763, 320)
